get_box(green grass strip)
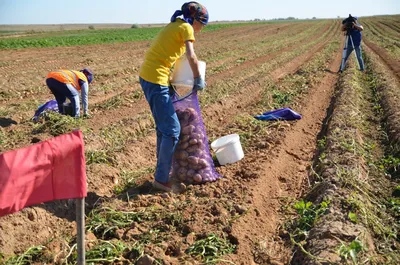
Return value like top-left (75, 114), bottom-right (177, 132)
top-left (0, 22), bottom-right (278, 49)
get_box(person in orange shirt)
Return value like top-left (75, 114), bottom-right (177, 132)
top-left (46, 68), bottom-right (93, 118)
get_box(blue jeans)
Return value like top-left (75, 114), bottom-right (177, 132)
top-left (140, 77), bottom-right (181, 183)
top-left (46, 78), bottom-right (80, 117)
top-left (344, 44), bottom-right (365, 71)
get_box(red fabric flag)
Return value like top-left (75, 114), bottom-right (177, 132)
top-left (0, 130), bottom-right (87, 217)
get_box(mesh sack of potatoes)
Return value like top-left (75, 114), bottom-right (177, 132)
top-left (170, 91), bottom-right (222, 184)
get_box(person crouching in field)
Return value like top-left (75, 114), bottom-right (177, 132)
top-left (46, 68), bottom-right (93, 118)
top-left (139, 1), bottom-right (208, 192)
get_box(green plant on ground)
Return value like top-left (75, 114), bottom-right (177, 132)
top-left (32, 111), bottom-right (83, 136)
top-left (348, 212), bottom-right (358, 223)
top-left (379, 155), bottom-right (400, 176)
top-left (361, 142), bottom-right (377, 166)
top-left (114, 167), bottom-right (154, 194)
top-left (127, 90), bottom-right (144, 100)
top-left (162, 211), bottom-right (184, 229)
top-left (294, 200), bottom-right (330, 231)
top-left (68, 240), bottom-right (129, 264)
top-left (185, 234), bottom-right (236, 264)
top-left (97, 95), bottom-right (123, 110)
top-left (227, 114), bottom-right (275, 151)
top-left (135, 228), bottom-right (164, 245)
top-left (86, 240), bottom-right (127, 264)
top-left (290, 200), bottom-right (330, 240)
top-left (209, 64), bottom-right (228, 74)
top-left (98, 114), bottom-right (154, 154)
top-left (387, 198), bottom-right (400, 218)
top-left (338, 238), bottom-right (365, 265)
top-left (317, 136), bottom-right (327, 150)
top-left (86, 207), bottom-right (157, 238)
top-left (318, 151), bottom-right (327, 163)
top-left (85, 150), bottom-right (114, 165)
top-left (127, 242), bottom-right (145, 262)
top-left (4, 245), bottom-right (47, 265)
top-left (272, 90), bottom-right (293, 108)
top-left (100, 125), bottom-right (128, 152)
top-left (342, 180), bottom-right (394, 238)
top-left (0, 107), bottom-right (10, 116)
top-left (0, 128), bottom-right (6, 146)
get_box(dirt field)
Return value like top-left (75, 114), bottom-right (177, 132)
top-left (0, 16), bottom-right (399, 264)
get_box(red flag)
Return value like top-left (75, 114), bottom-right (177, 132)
top-left (0, 130), bottom-right (87, 217)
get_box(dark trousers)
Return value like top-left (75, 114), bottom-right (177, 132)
top-left (46, 78), bottom-right (80, 117)
top-left (139, 77), bottom-right (181, 183)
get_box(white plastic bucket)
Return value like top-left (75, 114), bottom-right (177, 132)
top-left (170, 56), bottom-right (206, 88)
top-left (211, 134), bottom-right (244, 165)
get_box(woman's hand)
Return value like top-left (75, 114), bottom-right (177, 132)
top-left (193, 77), bottom-right (206, 91)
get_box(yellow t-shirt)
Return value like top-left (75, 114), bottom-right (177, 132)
top-left (139, 19), bottom-right (195, 86)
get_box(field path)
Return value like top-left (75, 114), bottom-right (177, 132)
top-left (229, 46), bottom-right (342, 263)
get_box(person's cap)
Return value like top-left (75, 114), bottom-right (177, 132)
top-left (183, 2), bottom-right (209, 25)
top-left (81, 68), bottom-right (93, 83)
top-left (194, 3), bottom-right (209, 25)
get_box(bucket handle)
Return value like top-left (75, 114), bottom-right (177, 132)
top-left (211, 135), bottom-right (239, 153)
top-left (212, 145), bottom-right (226, 153)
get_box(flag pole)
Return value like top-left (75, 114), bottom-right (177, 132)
top-left (76, 198), bottom-right (85, 265)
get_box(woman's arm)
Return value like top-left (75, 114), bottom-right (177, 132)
top-left (185, 40), bottom-right (206, 90)
top-left (185, 40), bottom-right (201, 78)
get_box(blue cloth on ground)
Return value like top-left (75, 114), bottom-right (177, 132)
top-left (32, 100), bottom-right (59, 121)
top-left (255, 107), bottom-right (302, 121)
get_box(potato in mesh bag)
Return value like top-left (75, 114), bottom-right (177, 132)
top-left (170, 91), bottom-right (221, 184)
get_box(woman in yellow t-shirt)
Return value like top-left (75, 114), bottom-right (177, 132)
top-left (139, 2), bottom-right (208, 192)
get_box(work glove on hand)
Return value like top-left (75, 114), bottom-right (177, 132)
top-left (193, 76), bottom-right (206, 91)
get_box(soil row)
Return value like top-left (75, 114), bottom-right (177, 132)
top-left (289, 48), bottom-right (400, 264)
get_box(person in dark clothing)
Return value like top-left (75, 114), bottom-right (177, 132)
top-left (340, 16), bottom-right (365, 72)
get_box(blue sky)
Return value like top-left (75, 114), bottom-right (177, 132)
top-left (0, 0), bottom-right (399, 25)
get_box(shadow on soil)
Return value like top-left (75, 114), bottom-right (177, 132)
top-left (37, 192), bottom-right (103, 222)
top-left (0, 117), bottom-right (17, 128)
top-left (37, 180), bottom-right (171, 222)
top-left (118, 180), bottom-right (166, 201)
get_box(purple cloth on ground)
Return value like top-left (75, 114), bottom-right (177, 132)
top-left (32, 100), bottom-right (59, 121)
top-left (255, 107), bottom-right (302, 121)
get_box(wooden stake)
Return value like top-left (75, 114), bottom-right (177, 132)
top-left (76, 198), bottom-right (85, 265)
